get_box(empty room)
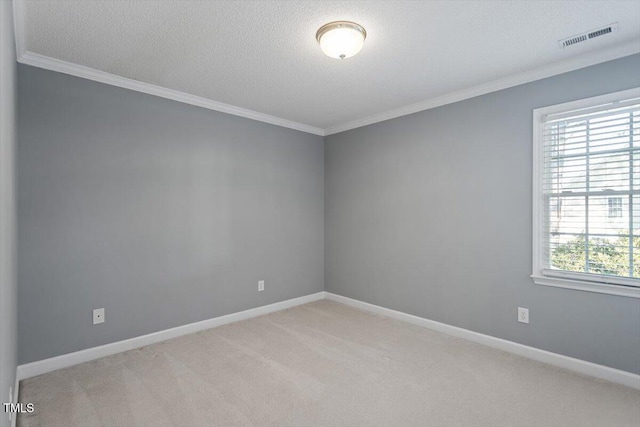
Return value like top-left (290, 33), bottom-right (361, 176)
top-left (1, 1), bottom-right (640, 426)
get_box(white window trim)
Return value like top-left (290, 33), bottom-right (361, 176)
top-left (532, 87), bottom-right (640, 299)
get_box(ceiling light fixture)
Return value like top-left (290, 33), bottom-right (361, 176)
top-left (316, 21), bottom-right (367, 59)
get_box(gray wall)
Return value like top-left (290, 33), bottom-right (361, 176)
top-left (15, 49), bottom-right (640, 376)
top-left (0, 0), bottom-right (18, 424)
top-left (18, 65), bottom-right (324, 364)
top-left (326, 54), bottom-right (640, 374)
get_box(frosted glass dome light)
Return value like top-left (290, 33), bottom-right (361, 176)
top-left (316, 21), bottom-right (367, 59)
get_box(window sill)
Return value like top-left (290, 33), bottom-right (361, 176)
top-left (531, 275), bottom-right (640, 299)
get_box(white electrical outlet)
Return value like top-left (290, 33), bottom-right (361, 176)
top-left (258, 280), bottom-right (265, 292)
top-left (93, 308), bottom-right (105, 324)
top-left (518, 307), bottom-right (529, 324)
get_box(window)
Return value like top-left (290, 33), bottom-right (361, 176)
top-left (607, 197), bottom-right (623, 218)
top-left (532, 88), bottom-right (640, 298)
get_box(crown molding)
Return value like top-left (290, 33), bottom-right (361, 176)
top-left (13, 0), bottom-right (640, 138)
top-left (17, 52), bottom-right (326, 136)
top-left (12, 0), bottom-right (323, 135)
top-left (324, 40), bottom-right (640, 135)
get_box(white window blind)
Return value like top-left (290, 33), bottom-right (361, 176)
top-left (538, 92), bottom-right (640, 289)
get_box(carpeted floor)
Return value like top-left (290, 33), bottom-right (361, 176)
top-left (18, 300), bottom-right (640, 427)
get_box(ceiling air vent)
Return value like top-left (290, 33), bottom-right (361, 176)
top-left (558, 22), bottom-right (618, 48)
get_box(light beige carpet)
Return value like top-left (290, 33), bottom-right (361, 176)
top-left (18, 300), bottom-right (640, 427)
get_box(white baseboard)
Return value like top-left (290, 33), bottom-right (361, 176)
top-left (17, 292), bottom-right (325, 381)
top-left (324, 292), bottom-right (640, 390)
top-left (16, 290), bottom-right (639, 391)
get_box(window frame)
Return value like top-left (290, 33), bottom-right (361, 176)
top-left (532, 87), bottom-right (640, 299)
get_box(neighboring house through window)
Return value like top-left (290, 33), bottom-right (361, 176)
top-left (608, 197), bottom-right (623, 218)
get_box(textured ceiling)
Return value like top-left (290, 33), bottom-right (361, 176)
top-left (21, 1), bottom-right (640, 131)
